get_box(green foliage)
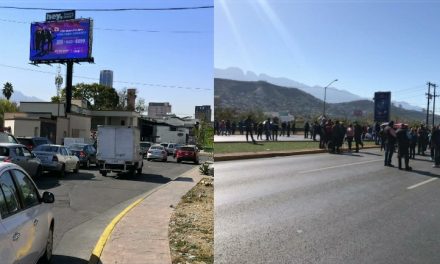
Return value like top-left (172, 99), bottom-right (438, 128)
top-left (199, 162), bottom-right (211, 175)
top-left (0, 99), bottom-right (18, 125)
top-left (54, 83), bottom-right (119, 110)
top-left (194, 121), bottom-right (214, 160)
top-left (2, 82), bottom-right (14, 100)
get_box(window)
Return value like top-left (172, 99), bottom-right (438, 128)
top-left (22, 147), bottom-right (32, 157)
top-left (12, 170), bottom-right (40, 209)
top-left (13, 147), bottom-right (24, 157)
top-left (61, 148), bottom-right (68, 156)
top-left (0, 147), bottom-right (9, 157)
top-left (0, 171), bottom-right (21, 218)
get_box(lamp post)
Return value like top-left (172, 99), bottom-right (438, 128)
top-left (55, 66), bottom-right (63, 117)
top-left (323, 79), bottom-right (338, 117)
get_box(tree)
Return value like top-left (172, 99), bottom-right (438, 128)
top-left (194, 120), bottom-right (214, 160)
top-left (117, 88), bottom-right (127, 110)
top-left (53, 83), bottom-right (119, 110)
top-left (2, 82), bottom-right (14, 101)
top-left (0, 99), bottom-right (18, 125)
top-left (135, 98), bottom-right (147, 113)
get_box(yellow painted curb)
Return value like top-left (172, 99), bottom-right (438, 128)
top-left (89, 196), bottom-right (146, 264)
top-left (88, 166), bottom-right (201, 264)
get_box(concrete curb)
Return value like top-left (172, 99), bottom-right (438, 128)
top-left (88, 166), bottom-right (200, 264)
top-left (215, 146), bottom-right (380, 162)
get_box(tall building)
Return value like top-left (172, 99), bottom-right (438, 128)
top-left (99, 70), bottom-right (113, 88)
top-left (148, 102), bottom-right (172, 118)
top-left (195, 105), bottom-right (212, 122)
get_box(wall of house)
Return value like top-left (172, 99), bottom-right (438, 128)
top-left (20, 102), bottom-right (66, 117)
top-left (68, 114), bottom-right (91, 138)
top-left (155, 125), bottom-right (188, 144)
top-left (56, 118), bottom-right (69, 145)
top-left (5, 120), bottom-right (40, 137)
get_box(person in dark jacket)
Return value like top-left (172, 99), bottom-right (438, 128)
top-left (331, 121), bottom-right (345, 154)
top-left (354, 122), bottom-right (363, 153)
top-left (384, 121), bottom-right (397, 166)
top-left (304, 121), bottom-right (310, 139)
top-left (264, 118), bottom-right (271, 141)
top-left (396, 124), bottom-right (412, 170)
top-left (431, 125), bottom-right (440, 167)
top-left (245, 116), bottom-right (256, 144)
top-left (418, 125), bottom-right (428, 155)
top-left (409, 128), bottom-right (418, 159)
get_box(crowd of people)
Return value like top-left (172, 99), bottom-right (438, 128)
top-left (214, 118), bottom-right (296, 141)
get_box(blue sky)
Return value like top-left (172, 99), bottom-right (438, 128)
top-left (215, 0), bottom-right (440, 109)
top-left (0, 0), bottom-right (213, 117)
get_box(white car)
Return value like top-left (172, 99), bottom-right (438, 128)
top-left (33, 144), bottom-right (80, 177)
top-left (146, 145), bottom-right (168, 162)
top-left (0, 163), bottom-right (55, 264)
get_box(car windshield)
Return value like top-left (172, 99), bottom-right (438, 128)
top-left (69, 144), bottom-right (86, 151)
top-left (34, 139), bottom-right (50, 146)
top-left (0, 133), bottom-right (18, 144)
top-left (150, 146), bottom-right (163, 150)
top-left (180, 147), bottom-right (195, 151)
top-left (140, 143), bottom-right (151, 148)
top-left (34, 145), bottom-right (59, 153)
top-left (17, 138), bottom-right (32, 145)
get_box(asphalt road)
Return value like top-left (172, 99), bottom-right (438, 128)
top-left (34, 156), bottom-right (202, 264)
top-left (215, 149), bottom-right (440, 264)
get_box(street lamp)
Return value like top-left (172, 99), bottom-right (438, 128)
top-left (323, 79), bottom-right (338, 117)
top-left (55, 66), bottom-right (63, 117)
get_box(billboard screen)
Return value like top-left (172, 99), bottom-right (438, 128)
top-left (374, 92), bottom-right (391, 122)
top-left (30, 18), bottom-right (92, 62)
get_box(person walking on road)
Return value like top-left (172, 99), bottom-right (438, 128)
top-left (396, 124), bottom-right (412, 171)
top-left (431, 125), bottom-right (440, 167)
top-left (418, 125), bottom-right (428, 155)
top-left (409, 128), bottom-right (417, 159)
top-left (384, 121), bottom-right (397, 167)
top-left (245, 116), bottom-right (256, 144)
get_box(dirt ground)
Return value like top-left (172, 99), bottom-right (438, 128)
top-left (169, 176), bottom-right (214, 264)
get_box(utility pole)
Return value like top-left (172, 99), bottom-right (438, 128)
top-left (426, 82), bottom-right (433, 127)
top-left (433, 83), bottom-right (438, 129)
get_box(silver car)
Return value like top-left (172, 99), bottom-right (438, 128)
top-left (0, 163), bottom-right (55, 264)
top-left (33, 144), bottom-right (80, 177)
top-left (146, 145), bottom-right (168, 162)
top-left (0, 143), bottom-right (43, 178)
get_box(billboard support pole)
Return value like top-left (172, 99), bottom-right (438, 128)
top-left (426, 82), bottom-right (432, 127)
top-left (65, 61), bottom-right (73, 116)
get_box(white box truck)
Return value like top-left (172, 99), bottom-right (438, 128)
top-left (96, 126), bottom-right (143, 176)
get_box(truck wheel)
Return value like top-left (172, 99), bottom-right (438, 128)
top-left (177, 159), bottom-right (181, 163)
top-left (59, 165), bottom-right (65, 177)
top-left (100, 170), bottom-right (107, 176)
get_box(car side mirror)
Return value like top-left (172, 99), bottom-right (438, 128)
top-left (42, 191), bottom-right (55, 203)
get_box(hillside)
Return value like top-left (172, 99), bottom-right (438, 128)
top-left (215, 78), bottom-right (434, 123)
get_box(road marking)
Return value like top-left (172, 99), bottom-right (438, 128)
top-left (299, 159), bottom-right (383, 174)
top-left (407, 178), bottom-right (438, 190)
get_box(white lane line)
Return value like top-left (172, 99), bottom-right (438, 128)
top-left (407, 178), bottom-right (438, 190)
top-left (299, 159), bottom-right (383, 174)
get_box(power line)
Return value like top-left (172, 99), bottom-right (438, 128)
top-left (0, 63), bottom-right (212, 91)
top-left (0, 18), bottom-right (211, 34)
top-left (0, 6), bottom-right (213, 11)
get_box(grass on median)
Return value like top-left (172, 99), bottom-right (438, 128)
top-left (215, 140), bottom-right (377, 154)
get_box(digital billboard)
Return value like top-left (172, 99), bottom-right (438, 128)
top-left (30, 18), bottom-right (93, 62)
top-left (374, 91), bottom-right (391, 122)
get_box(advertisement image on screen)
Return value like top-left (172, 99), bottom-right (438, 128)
top-left (30, 19), bottom-right (92, 62)
top-left (374, 92), bottom-right (391, 122)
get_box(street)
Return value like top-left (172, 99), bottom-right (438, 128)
top-left (215, 149), bottom-right (440, 264)
top-left (34, 156), bottom-right (203, 264)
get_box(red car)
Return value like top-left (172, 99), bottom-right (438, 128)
top-left (175, 145), bottom-right (199, 164)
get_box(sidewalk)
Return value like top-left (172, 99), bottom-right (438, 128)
top-left (92, 167), bottom-right (203, 264)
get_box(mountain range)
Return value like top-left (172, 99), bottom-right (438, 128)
top-left (1, 90), bottom-right (43, 104)
top-left (215, 67), bottom-right (423, 112)
top-left (215, 78), bottom-right (433, 123)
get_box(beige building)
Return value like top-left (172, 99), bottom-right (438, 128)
top-left (4, 100), bottom-right (140, 145)
top-left (147, 102), bottom-right (172, 118)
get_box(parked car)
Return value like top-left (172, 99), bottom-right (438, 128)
top-left (68, 143), bottom-right (97, 169)
top-left (140, 141), bottom-right (153, 158)
top-left (173, 144), bottom-right (183, 158)
top-left (0, 143), bottom-right (43, 178)
top-left (175, 145), bottom-right (200, 164)
top-left (0, 131), bottom-right (19, 144)
top-left (33, 144), bottom-right (80, 177)
top-left (16, 137), bottom-right (52, 151)
top-left (146, 145), bottom-right (168, 162)
top-left (165, 143), bottom-right (179, 156)
top-left (0, 162), bottom-right (55, 264)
